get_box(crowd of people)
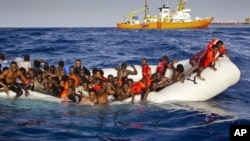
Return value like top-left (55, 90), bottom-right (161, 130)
top-left (0, 39), bottom-right (228, 105)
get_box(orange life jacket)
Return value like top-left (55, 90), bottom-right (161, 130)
top-left (142, 65), bottom-right (152, 86)
top-left (131, 80), bottom-right (146, 95)
top-left (203, 48), bottom-right (217, 68)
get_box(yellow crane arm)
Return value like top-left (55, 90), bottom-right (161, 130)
top-left (129, 7), bottom-right (146, 20)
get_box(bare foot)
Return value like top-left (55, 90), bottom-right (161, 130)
top-left (195, 76), bottom-right (205, 81)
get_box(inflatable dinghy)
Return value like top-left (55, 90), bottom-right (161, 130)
top-left (0, 56), bottom-right (240, 103)
top-left (103, 56), bottom-right (240, 103)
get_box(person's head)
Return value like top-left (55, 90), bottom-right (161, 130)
top-left (50, 65), bottom-right (56, 73)
top-left (121, 62), bottom-right (127, 69)
top-left (216, 40), bottom-right (224, 48)
top-left (88, 88), bottom-right (96, 101)
top-left (94, 69), bottom-right (104, 79)
top-left (122, 82), bottom-right (130, 92)
top-left (107, 74), bottom-right (114, 82)
top-left (75, 59), bottom-right (81, 68)
top-left (92, 68), bottom-right (98, 76)
top-left (10, 61), bottom-right (18, 72)
top-left (82, 81), bottom-right (89, 90)
top-left (36, 72), bottom-right (44, 82)
top-left (141, 58), bottom-right (148, 66)
top-left (34, 60), bottom-right (41, 69)
top-left (127, 78), bottom-right (134, 87)
top-left (69, 66), bottom-right (75, 74)
top-left (112, 77), bottom-right (118, 85)
top-left (176, 64), bottom-right (184, 73)
top-left (58, 60), bottom-right (64, 67)
top-left (151, 81), bottom-right (158, 91)
top-left (0, 53), bottom-right (6, 60)
top-left (44, 64), bottom-right (49, 71)
top-left (162, 55), bottom-right (168, 62)
top-left (155, 72), bottom-right (162, 81)
top-left (59, 69), bottom-right (65, 76)
top-left (24, 55), bottom-right (30, 61)
top-left (82, 67), bottom-right (90, 76)
top-left (19, 67), bottom-right (26, 76)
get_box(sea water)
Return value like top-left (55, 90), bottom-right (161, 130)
top-left (0, 25), bottom-right (250, 140)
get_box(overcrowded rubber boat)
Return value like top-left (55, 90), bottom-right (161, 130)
top-left (0, 56), bottom-right (240, 103)
top-left (117, 0), bottom-right (214, 29)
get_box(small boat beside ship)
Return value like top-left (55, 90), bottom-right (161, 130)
top-left (117, 0), bottom-right (214, 29)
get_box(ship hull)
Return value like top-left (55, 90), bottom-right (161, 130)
top-left (117, 17), bottom-right (214, 29)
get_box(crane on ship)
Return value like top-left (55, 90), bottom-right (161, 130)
top-left (128, 7), bottom-right (146, 20)
top-left (177, 0), bottom-right (185, 11)
top-left (128, 0), bottom-right (149, 20)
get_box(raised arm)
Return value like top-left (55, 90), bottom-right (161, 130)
top-left (129, 65), bottom-right (138, 75)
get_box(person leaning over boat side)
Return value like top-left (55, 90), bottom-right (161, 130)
top-left (114, 62), bottom-right (138, 86)
top-left (154, 72), bottom-right (172, 90)
top-left (0, 61), bottom-right (29, 99)
top-left (141, 58), bottom-right (152, 87)
top-left (181, 45), bottom-right (219, 83)
top-left (207, 39), bottom-right (229, 57)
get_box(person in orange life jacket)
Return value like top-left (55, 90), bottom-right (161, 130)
top-left (114, 62), bottom-right (138, 86)
top-left (60, 76), bottom-right (75, 99)
top-left (131, 78), bottom-right (147, 95)
top-left (207, 39), bottom-right (229, 57)
top-left (156, 55), bottom-right (169, 76)
top-left (141, 58), bottom-right (152, 87)
top-left (181, 45), bottom-right (219, 83)
top-left (203, 45), bottom-right (220, 71)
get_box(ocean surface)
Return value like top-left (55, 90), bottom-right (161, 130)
top-left (0, 25), bottom-right (250, 141)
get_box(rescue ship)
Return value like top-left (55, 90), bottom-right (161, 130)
top-left (117, 0), bottom-right (214, 29)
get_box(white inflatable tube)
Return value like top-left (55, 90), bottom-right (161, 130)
top-left (0, 90), bottom-right (62, 103)
top-left (103, 56), bottom-right (240, 103)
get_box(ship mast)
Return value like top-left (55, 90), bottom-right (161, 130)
top-left (144, 0), bottom-right (149, 18)
top-left (177, 0), bottom-right (185, 11)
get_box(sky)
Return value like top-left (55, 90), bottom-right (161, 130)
top-left (0, 0), bottom-right (249, 27)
